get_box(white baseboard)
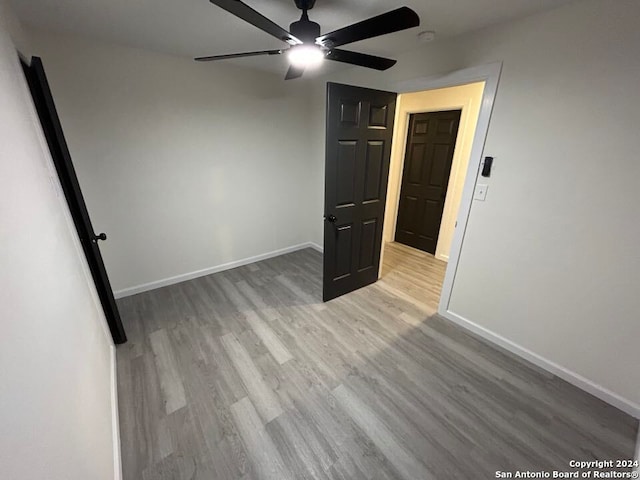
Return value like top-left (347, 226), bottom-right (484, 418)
top-left (308, 242), bottom-right (323, 253)
top-left (635, 429), bottom-right (640, 475)
top-left (110, 345), bottom-right (122, 480)
top-left (440, 309), bottom-right (640, 419)
top-left (114, 242), bottom-right (322, 298)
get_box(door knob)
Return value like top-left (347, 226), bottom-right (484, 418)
top-left (326, 214), bottom-right (337, 223)
top-left (92, 232), bottom-right (107, 242)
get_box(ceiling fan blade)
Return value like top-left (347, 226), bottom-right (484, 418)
top-left (195, 49), bottom-right (282, 61)
top-left (209, 0), bottom-right (302, 45)
top-left (316, 7), bottom-right (419, 48)
top-left (326, 49), bottom-right (396, 70)
top-left (285, 64), bottom-right (305, 80)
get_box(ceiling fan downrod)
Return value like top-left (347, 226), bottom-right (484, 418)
top-left (290, 2), bottom-right (321, 44)
top-left (293, 0), bottom-right (316, 12)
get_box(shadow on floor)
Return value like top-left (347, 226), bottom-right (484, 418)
top-left (115, 248), bottom-right (639, 480)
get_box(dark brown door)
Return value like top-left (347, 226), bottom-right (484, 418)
top-left (323, 82), bottom-right (397, 301)
top-left (22, 57), bottom-right (127, 344)
top-left (395, 110), bottom-right (461, 255)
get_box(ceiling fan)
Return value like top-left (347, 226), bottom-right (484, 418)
top-left (195, 0), bottom-right (420, 80)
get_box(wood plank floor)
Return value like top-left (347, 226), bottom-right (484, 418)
top-left (116, 247), bottom-right (638, 480)
top-left (380, 242), bottom-right (447, 312)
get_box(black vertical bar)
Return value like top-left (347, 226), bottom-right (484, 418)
top-left (21, 56), bottom-right (127, 344)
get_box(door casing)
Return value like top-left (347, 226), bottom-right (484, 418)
top-left (381, 62), bottom-right (503, 316)
top-left (383, 83), bottom-right (485, 263)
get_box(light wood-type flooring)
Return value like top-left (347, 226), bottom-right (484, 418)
top-left (380, 241), bottom-right (447, 311)
top-left (116, 245), bottom-right (638, 480)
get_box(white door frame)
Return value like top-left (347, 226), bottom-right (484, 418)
top-left (389, 62), bottom-right (503, 316)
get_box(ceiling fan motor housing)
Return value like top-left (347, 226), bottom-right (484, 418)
top-left (289, 19), bottom-right (321, 44)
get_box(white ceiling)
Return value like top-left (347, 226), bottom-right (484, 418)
top-left (12, 0), bottom-right (573, 75)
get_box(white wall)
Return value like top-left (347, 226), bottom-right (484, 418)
top-left (26, 28), bottom-right (316, 295)
top-left (0, 2), bottom-right (118, 479)
top-left (309, 0), bottom-right (640, 411)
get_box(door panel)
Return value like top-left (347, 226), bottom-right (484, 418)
top-left (358, 219), bottom-right (377, 270)
top-left (395, 110), bottom-right (461, 255)
top-left (336, 141), bottom-right (358, 206)
top-left (334, 224), bottom-right (353, 280)
top-left (323, 83), bottom-right (397, 301)
top-left (22, 57), bottom-right (127, 344)
top-left (363, 141), bottom-right (384, 201)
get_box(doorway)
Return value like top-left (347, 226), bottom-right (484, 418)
top-left (322, 63), bottom-right (502, 311)
top-left (379, 80), bottom-right (487, 309)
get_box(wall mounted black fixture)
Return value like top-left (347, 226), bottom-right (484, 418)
top-left (482, 156), bottom-right (494, 177)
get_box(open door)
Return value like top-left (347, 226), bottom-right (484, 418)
top-left (21, 56), bottom-right (127, 344)
top-left (323, 82), bottom-right (397, 301)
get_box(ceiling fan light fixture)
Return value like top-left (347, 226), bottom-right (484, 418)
top-left (199, 2), bottom-right (420, 79)
top-left (287, 45), bottom-right (325, 68)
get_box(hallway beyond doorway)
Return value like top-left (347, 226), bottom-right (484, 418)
top-left (381, 241), bottom-right (446, 312)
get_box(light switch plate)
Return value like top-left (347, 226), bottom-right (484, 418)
top-left (474, 184), bottom-right (488, 201)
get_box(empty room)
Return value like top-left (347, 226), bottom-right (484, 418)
top-left (1, 0), bottom-right (639, 479)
